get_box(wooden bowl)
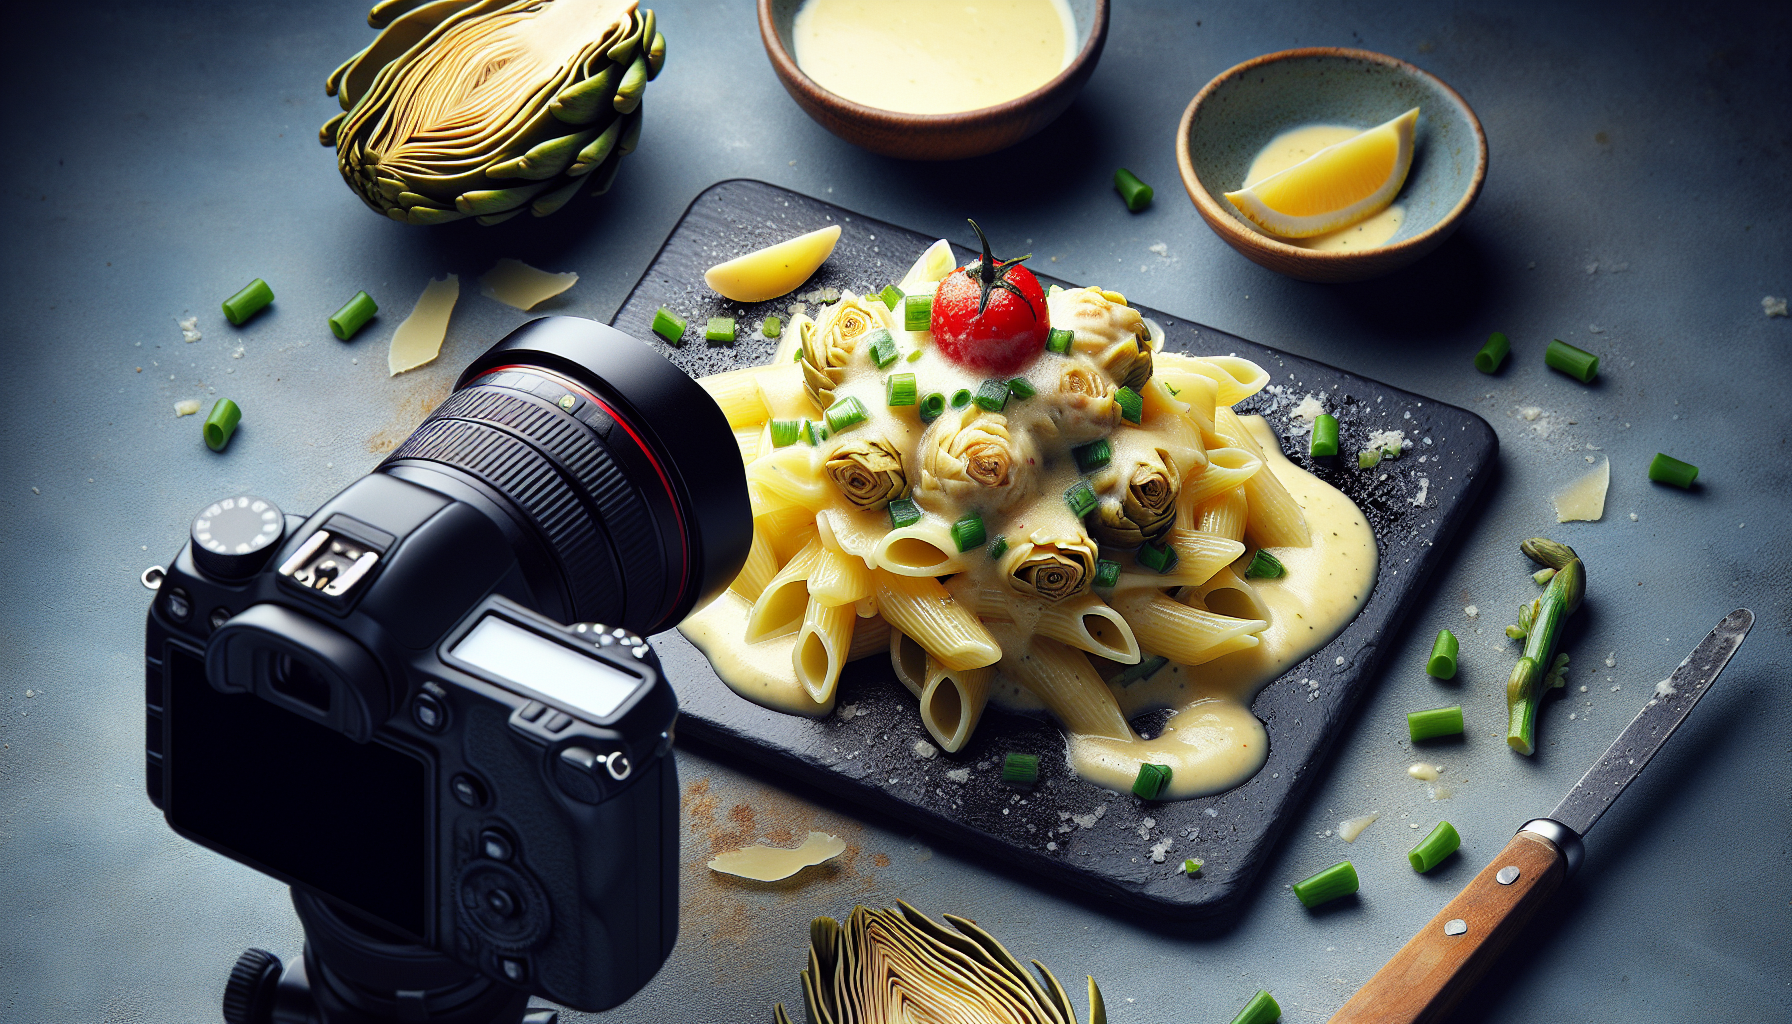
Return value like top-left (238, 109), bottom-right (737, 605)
top-left (758, 0), bottom-right (1109, 161)
top-left (1177, 48), bottom-right (1488, 283)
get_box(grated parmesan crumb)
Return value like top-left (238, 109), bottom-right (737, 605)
top-left (1764, 296), bottom-right (1788, 318)
top-left (1464, 605), bottom-right (1479, 618)
top-left (1149, 838), bottom-right (1174, 863)
top-left (911, 739), bottom-right (938, 760)
top-left (946, 768), bottom-right (970, 783)
top-left (173, 399), bottom-right (201, 417)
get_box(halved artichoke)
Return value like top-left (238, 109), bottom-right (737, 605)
top-left (321, 0), bottom-right (665, 225)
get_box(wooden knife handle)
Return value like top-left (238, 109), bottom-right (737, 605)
top-left (1328, 830), bottom-right (1567, 1024)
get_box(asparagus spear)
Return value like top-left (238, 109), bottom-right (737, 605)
top-left (1506, 538), bottom-right (1586, 755)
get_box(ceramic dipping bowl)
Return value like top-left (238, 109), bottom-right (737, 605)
top-left (1178, 48), bottom-right (1487, 283)
top-left (759, 0), bottom-right (1109, 161)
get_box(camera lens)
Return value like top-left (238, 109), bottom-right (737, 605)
top-left (380, 318), bottom-right (750, 635)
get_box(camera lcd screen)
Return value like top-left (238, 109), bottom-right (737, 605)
top-left (453, 615), bottom-right (643, 719)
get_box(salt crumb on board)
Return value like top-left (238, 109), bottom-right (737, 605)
top-left (911, 739), bottom-right (938, 760)
top-left (1764, 296), bottom-right (1788, 317)
top-left (1464, 605), bottom-right (1479, 618)
top-left (178, 316), bottom-right (201, 343)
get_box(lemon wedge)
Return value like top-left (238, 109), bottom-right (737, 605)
top-left (704, 224), bottom-right (841, 303)
top-left (1225, 108), bottom-right (1419, 239)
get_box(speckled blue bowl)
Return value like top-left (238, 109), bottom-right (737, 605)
top-left (1177, 48), bottom-right (1487, 283)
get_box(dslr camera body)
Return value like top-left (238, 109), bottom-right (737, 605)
top-left (143, 319), bottom-right (749, 1021)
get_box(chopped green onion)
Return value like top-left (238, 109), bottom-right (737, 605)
top-left (793, 346), bottom-right (803, 361)
top-left (1002, 752), bottom-right (1040, 784)
top-left (1408, 705), bottom-right (1464, 742)
top-left (864, 328), bottom-right (898, 368)
top-left (951, 389), bottom-right (972, 409)
top-left (203, 399), bottom-right (242, 452)
top-left (1137, 541), bottom-right (1178, 574)
top-left (651, 307), bottom-right (686, 344)
top-left (1292, 861), bottom-right (1358, 909)
top-left (951, 511), bottom-right (987, 552)
top-left (887, 497), bottom-right (922, 530)
top-left (1180, 858), bottom-right (1203, 876)
top-left (886, 372), bottom-right (918, 407)
top-left (328, 291), bottom-right (377, 340)
top-left (1131, 762), bottom-right (1171, 800)
top-left (1427, 629), bottom-right (1459, 680)
top-left (1114, 168), bottom-right (1154, 211)
top-left (1533, 567), bottom-right (1556, 586)
top-left (762, 315), bottom-right (783, 339)
top-left (1648, 452), bottom-right (1698, 489)
top-left (904, 294), bottom-right (933, 332)
top-left (1046, 327), bottom-right (1074, 354)
top-left (825, 396), bottom-right (867, 433)
top-left (1505, 624), bottom-right (1528, 640)
top-left (1475, 332), bottom-right (1510, 373)
top-left (1545, 338), bottom-right (1599, 383)
top-left (1072, 438), bottom-right (1112, 472)
top-left (919, 393), bottom-right (946, 423)
top-left (222, 279), bottom-right (274, 326)
top-left (1093, 559), bottom-right (1121, 589)
top-left (769, 419), bottom-right (803, 448)
top-left (1407, 821), bottom-right (1461, 874)
top-left (1244, 550), bottom-right (1285, 579)
top-left (974, 379), bottom-right (1010, 412)
top-left (705, 317), bottom-right (736, 345)
top-left (987, 535), bottom-right (1008, 560)
top-left (880, 284), bottom-right (904, 311)
top-left (1115, 386), bottom-right (1143, 423)
top-left (1358, 449), bottom-right (1382, 469)
top-left (1110, 654), bottom-right (1168, 688)
top-left (1229, 989), bottom-right (1281, 1024)
top-left (800, 419), bottom-right (823, 445)
top-left (1309, 413), bottom-right (1339, 457)
top-left (1006, 378), bottom-right (1036, 399)
top-left (1064, 479), bottom-right (1098, 518)
top-left (905, 348), bottom-right (923, 363)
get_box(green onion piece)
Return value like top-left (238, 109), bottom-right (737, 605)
top-left (1114, 168), bottom-right (1154, 211)
top-left (1648, 452), bottom-right (1698, 489)
top-left (1180, 858), bottom-right (1203, 876)
top-left (1310, 413), bottom-right (1339, 457)
top-left (1545, 338), bottom-right (1599, 383)
top-left (769, 419), bottom-right (803, 448)
top-left (887, 497), bottom-right (922, 530)
top-left (1505, 624), bottom-right (1528, 640)
top-left (800, 419), bottom-right (822, 445)
top-left (1408, 705), bottom-right (1465, 742)
top-left (1475, 332), bottom-right (1511, 373)
top-left (1358, 448), bottom-right (1382, 469)
top-left (1292, 861), bottom-right (1358, 909)
top-left (1064, 479), bottom-right (1098, 518)
top-left (825, 395), bottom-right (868, 433)
top-left (793, 346), bottom-right (803, 361)
top-left (986, 535), bottom-right (1008, 560)
top-left (1137, 541), bottom-right (1178, 574)
top-left (951, 389), bottom-right (972, 409)
top-left (762, 315), bottom-right (783, 339)
top-left (1006, 378), bottom-right (1037, 399)
top-left (705, 317), bottom-right (736, 345)
top-left (1093, 559), bottom-right (1121, 589)
top-left (1115, 386), bottom-right (1143, 423)
top-left (651, 307), bottom-right (686, 344)
top-left (1072, 438), bottom-right (1112, 472)
top-left (906, 348), bottom-right (923, 362)
top-left (203, 399), bottom-right (242, 452)
top-left (1110, 654), bottom-right (1168, 688)
top-left (1407, 821), bottom-right (1461, 874)
top-left (886, 372), bottom-right (918, 407)
top-left (1229, 989), bottom-right (1281, 1024)
top-left (1244, 550), bottom-right (1285, 579)
top-left (1533, 567), bottom-right (1556, 586)
top-left (951, 511), bottom-right (987, 552)
top-left (328, 291), bottom-right (377, 340)
top-left (1046, 327), bottom-right (1074, 354)
top-left (1002, 752), bottom-right (1040, 784)
top-left (880, 284), bottom-right (904, 311)
top-left (919, 393), bottom-right (946, 423)
top-left (865, 328), bottom-right (898, 368)
top-left (222, 279), bottom-right (274, 326)
top-left (904, 293), bottom-right (933, 332)
top-left (1427, 629), bottom-right (1459, 680)
top-left (974, 379), bottom-right (1010, 412)
top-left (1131, 762), bottom-right (1171, 800)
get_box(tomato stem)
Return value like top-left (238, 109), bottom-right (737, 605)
top-left (965, 219), bottom-right (1038, 319)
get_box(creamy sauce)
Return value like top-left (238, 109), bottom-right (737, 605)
top-left (792, 0), bottom-right (1076, 115)
top-left (1243, 125), bottom-right (1404, 251)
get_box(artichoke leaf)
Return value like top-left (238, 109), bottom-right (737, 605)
top-left (1031, 960), bottom-right (1078, 1024)
top-left (588, 150), bottom-right (625, 194)
top-left (407, 205), bottom-right (468, 224)
top-left (646, 30), bottom-right (665, 78)
top-left (529, 176), bottom-right (583, 217)
top-left (456, 180), bottom-right (553, 215)
top-left (613, 52), bottom-right (648, 112)
top-left (368, 0), bottom-right (435, 29)
top-left (319, 112), bottom-right (347, 146)
top-left (488, 125), bottom-right (604, 179)
top-left (567, 115), bottom-right (624, 175)
top-left (1088, 977), bottom-right (1107, 1024)
top-left (476, 208), bottom-right (525, 225)
top-left (617, 105), bottom-right (644, 153)
top-left (340, 0), bottom-right (484, 110)
top-left (606, 7), bottom-right (644, 62)
top-left (549, 63), bottom-right (619, 124)
top-left (325, 46), bottom-right (369, 97)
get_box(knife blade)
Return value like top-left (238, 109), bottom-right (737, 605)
top-left (1327, 609), bottom-right (1754, 1024)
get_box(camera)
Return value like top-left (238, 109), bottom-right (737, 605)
top-left (142, 318), bottom-right (750, 1021)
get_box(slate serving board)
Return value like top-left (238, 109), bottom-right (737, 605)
top-left (620, 180), bottom-right (1497, 922)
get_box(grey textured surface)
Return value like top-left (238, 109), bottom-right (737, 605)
top-left (0, 1), bottom-right (1787, 1022)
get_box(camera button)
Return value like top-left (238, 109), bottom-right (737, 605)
top-left (517, 700), bottom-right (547, 722)
top-left (479, 829), bottom-right (514, 862)
top-left (485, 887), bottom-right (518, 918)
top-left (496, 956), bottom-right (527, 984)
top-left (165, 588), bottom-right (193, 624)
top-left (450, 773), bottom-right (488, 809)
top-left (542, 711), bottom-right (573, 733)
top-left (413, 693), bottom-right (448, 732)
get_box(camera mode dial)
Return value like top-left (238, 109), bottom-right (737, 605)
top-left (190, 495), bottom-right (285, 580)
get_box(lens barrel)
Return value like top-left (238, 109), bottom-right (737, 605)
top-left (380, 318), bottom-right (749, 635)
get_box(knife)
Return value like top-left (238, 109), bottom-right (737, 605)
top-left (1328, 608), bottom-right (1755, 1024)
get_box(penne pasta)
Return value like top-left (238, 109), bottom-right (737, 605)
top-left (733, 424), bottom-right (761, 464)
top-left (1116, 528), bottom-right (1244, 588)
top-left (747, 444), bottom-right (834, 512)
top-left (756, 358), bottom-right (820, 419)
top-left (808, 542), bottom-right (874, 607)
top-left (872, 515), bottom-right (968, 578)
top-left (697, 365), bottom-right (771, 428)
top-left (872, 569), bottom-right (1001, 671)
top-left (1034, 592), bottom-right (1140, 664)
top-left (846, 614), bottom-right (891, 661)
top-left (1155, 368), bottom-right (1218, 440)
top-left (1192, 486), bottom-right (1249, 541)
top-left (920, 656), bottom-right (993, 753)
top-left (987, 623), bottom-right (1132, 740)
top-left (729, 518), bottom-right (779, 601)
top-left (889, 627), bottom-right (928, 698)
top-left (1214, 407), bottom-right (1312, 548)
top-left (1156, 352), bottom-right (1270, 406)
top-left (1107, 588), bottom-right (1267, 667)
top-left (794, 596), bottom-right (855, 704)
top-left (1182, 565), bottom-right (1274, 624)
top-left (1139, 378), bottom-right (1208, 477)
top-left (1177, 446), bottom-right (1263, 510)
top-left (745, 538), bottom-right (822, 642)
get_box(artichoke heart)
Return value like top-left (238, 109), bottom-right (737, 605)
top-left (1003, 529), bottom-right (1099, 603)
top-left (1047, 286), bottom-right (1154, 389)
top-left (1092, 447), bottom-right (1181, 548)
top-left (801, 293), bottom-right (887, 408)
top-left (825, 438), bottom-right (910, 511)
top-left (323, 0), bottom-right (661, 224)
top-left (919, 406), bottom-right (1039, 514)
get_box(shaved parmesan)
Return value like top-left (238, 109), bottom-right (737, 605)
top-left (173, 399), bottom-right (201, 417)
top-left (1407, 762), bottom-right (1439, 781)
top-left (1338, 811), bottom-right (1379, 843)
top-left (388, 275), bottom-right (459, 376)
top-left (707, 831), bottom-right (846, 881)
top-left (1552, 458), bottom-right (1609, 522)
top-left (479, 258), bottom-right (577, 310)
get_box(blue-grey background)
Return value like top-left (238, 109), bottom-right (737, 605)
top-left (1, 1), bottom-right (1787, 1021)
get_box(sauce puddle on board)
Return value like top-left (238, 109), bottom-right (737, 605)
top-left (792, 0), bottom-right (1076, 115)
top-left (1243, 125), bottom-right (1405, 251)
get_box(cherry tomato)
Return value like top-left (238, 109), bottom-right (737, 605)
top-left (930, 221), bottom-right (1048, 376)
